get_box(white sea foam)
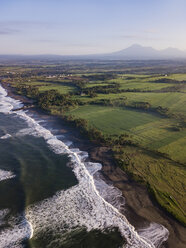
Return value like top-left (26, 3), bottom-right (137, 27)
top-left (0, 84), bottom-right (169, 248)
top-left (138, 223), bottom-right (169, 248)
top-left (16, 110), bottom-right (169, 248)
top-left (0, 133), bottom-right (12, 139)
top-left (0, 169), bottom-right (15, 182)
top-left (0, 85), bottom-right (23, 113)
top-left (0, 213), bottom-right (33, 248)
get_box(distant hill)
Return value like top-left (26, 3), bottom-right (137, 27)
top-left (106, 44), bottom-right (186, 60)
top-left (0, 44), bottom-right (186, 61)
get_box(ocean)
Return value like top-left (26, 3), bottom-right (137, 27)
top-left (0, 85), bottom-right (169, 248)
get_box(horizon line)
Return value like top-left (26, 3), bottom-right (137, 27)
top-left (0, 44), bottom-right (186, 57)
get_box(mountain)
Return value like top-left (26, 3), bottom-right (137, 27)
top-left (160, 47), bottom-right (185, 58)
top-left (109, 44), bottom-right (158, 59)
top-left (0, 45), bottom-right (186, 61)
top-left (107, 44), bottom-right (186, 60)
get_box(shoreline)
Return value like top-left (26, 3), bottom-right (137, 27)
top-left (1, 82), bottom-right (186, 248)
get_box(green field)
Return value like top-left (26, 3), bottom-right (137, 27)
top-left (114, 145), bottom-right (186, 224)
top-left (38, 84), bottom-right (75, 94)
top-left (2, 65), bottom-right (186, 226)
top-left (67, 105), bottom-right (186, 164)
top-left (67, 105), bottom-right (162, 134)
top-left (14, 80), bottom-right (77, 95)
top-left (75, 91), bottom-right (186, 117)
top-left (10, 73), bottom-right (186, 165)
top-left (64, 73), bottom-right (186, 224)
top-left (109, 76), bottom-right (176, 91)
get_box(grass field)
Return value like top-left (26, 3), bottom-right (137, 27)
top-left (76, 91), bottom-right (186, 117)
top-left (17, 74), bottom-right (186, 165)
top-left (109, 77), bottom-right (175, 91)
top-left (168, 73), bottom-right (186, 81)
top-left (114, 145), bottom-right (186, 224)
top-left (67, 105), bottom-right (186, 164)
top-left (67, 105), bottom-right (162, 134)
top-left (3, 67), bottom-right (186, 225)
top-left (64, 73), bottom-right (186, 224)
top-left (38, 84), bottom-right (75, 94)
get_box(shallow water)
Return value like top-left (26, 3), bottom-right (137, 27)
top-left (0, 85), bottom-right (169, 248)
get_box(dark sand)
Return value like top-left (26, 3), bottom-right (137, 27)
top-left (1, 82), bottom-right (186, 248)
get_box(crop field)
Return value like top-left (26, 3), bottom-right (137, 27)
top-left (67, 105), bottom-right (163, 134)
top-left (109, 77), bottom-right (175, 91)
top-left (67, 105), bottom-right (186, 164)
top-left (64, 72), bottom-right (186, 224)
top-left (14, 80), bottom-right (77, 94)
top-left (38, 84), bottom-right (75, 94)
top-left (12, 73), bottom-right (186, 165)
top-left (1, 63), bottom-right (186, 225)
top-left (168, 73), bottom-right (186, 81)
top-left (74, 91), bottom-right (186, 117)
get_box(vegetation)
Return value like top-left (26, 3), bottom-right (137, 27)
top-left (0, 60), bottom-right (186, 226)
top-left (114, 145), bottom-right (186, 224)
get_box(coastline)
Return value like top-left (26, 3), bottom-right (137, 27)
top-left (1, 82), bottom-right (186, 248)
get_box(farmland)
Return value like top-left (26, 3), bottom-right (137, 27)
top-left (0, 60), bottom-right (186, 225)
top-left (67, 105), bottom-right (186, 164)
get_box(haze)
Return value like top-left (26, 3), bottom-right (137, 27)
top-left (0, 0), bottom-right (186, 55)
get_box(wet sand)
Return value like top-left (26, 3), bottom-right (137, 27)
top-left (88, 147), bottom-right (186, 248)
top-left (1, 81), bottom-right (186, 248)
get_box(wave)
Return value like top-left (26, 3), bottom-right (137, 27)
top-left (0, 133), bottom-right (12, 139)
top-left (0, 84), bottom-right (169, 248)
top-left (0, 169), bottom-right (15, 182)
top-left (0, 211), bottom-right (33, 248)
top-left (0, 86), bottom-right (23, 113)
top-left (138, 223), bottom-right (169, 248)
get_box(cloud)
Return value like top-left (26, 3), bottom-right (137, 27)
top-left (143, 29), bottom-right (159, 34)
top-left (33, 39), bottom-right (92, 47)
top-left (121, 34), bottom-right (139, 39)
top-left (0, 20), bottom-right (55, 36)
top-left (118, 32), bottom-right (161, 41)
top-left (36, 39), bottom-right (58, 43)
top-left (0, 28), bottom-right (20, 35)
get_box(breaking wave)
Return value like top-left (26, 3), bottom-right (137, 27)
top-left (0, 133), bottom-right (12, 139)
top-left (0, 169), bottom-right (15, 182)
top-left (0, 84), bottom-right (169, 248)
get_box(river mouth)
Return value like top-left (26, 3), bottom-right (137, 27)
top-left (0, 84), bottom-right (169, 248)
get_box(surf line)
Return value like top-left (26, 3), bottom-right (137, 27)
top-left (0, 84), bottom-right (168, 248)
top-left (16, 109), bottom-right (156, 248)
top-left (27, 219), bottom-right (34, 239)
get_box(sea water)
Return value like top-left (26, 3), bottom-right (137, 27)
top-left (0, 85), bottom-right (169, 248)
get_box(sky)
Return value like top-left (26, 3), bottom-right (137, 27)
top-left (0, 0), bottom-right (186, 55)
